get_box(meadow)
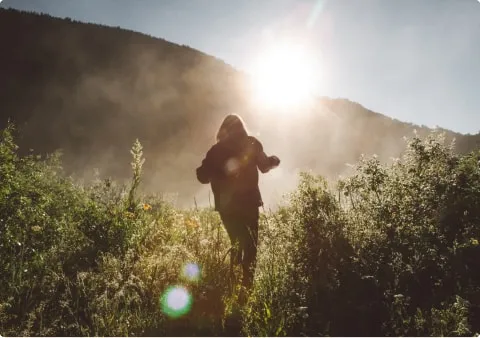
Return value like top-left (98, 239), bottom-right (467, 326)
top-left (1, 123), bottom-right (479, 336)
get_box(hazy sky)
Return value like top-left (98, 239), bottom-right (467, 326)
top-left (2, 0), bottom-right (480, 134)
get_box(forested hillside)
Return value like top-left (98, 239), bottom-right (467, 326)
top-left (1, 8), bottom-right (478, 207)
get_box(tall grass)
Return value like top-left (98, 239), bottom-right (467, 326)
top-left (1, 123), bottom-right (479, 336)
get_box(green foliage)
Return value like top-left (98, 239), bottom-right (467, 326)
top-left (244, 132), bottom-right (479, 336)
top-left (0, 127), bottom-right (231, 336)
top-left (128, 138), bottom-right (145, 211)
top-left (1, 126), bottom-right (479, 336)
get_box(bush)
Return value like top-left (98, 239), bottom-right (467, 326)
top-left (0, 124), bottom-right (232, 336)
top-left (1, 124), bottom-right (478, 336)
top-left (245, 133), bottom-right (479, 336)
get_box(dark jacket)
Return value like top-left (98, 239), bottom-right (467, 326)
top-left (196, 135), bottom-right (278, 212)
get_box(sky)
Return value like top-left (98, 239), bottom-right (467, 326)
top-left (2, 0), bottom-right (480, 134)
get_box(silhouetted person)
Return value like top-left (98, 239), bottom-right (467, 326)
top-left (196, 114), bottom-right (280, 289)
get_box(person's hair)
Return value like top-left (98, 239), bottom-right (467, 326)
top-left (216, 114), bottom-right (248, 142)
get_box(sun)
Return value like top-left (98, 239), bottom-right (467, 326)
top-left (249, 42), bottom-right (321, 111)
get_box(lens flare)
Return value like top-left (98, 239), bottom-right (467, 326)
top-left (225, 157), bottom-right (240, 175)
top-left (183, 262), bottom-right (201, 282)
top-left (160, 285), bottom-right (192, 318)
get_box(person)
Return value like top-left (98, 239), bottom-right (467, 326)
top-left (196, 114), bottom-right (280, 289)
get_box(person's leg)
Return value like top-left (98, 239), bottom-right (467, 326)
top-left (219, 211), bottom-right (242, 269)
top-left (240, 207), bottom-right (259, 289)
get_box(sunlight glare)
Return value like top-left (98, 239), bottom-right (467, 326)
top-left (250, 42), bottom-right (321, 111)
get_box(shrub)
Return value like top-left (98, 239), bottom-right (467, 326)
top-left (1, 124), bottom-right (478, 336)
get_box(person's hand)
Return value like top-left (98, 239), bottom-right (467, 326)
top-left (270, 155), bottom-right (280, 168)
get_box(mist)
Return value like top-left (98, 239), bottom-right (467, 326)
top-left (1, 8), bottom-right (477, 211)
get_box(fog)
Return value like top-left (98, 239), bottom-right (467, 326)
top-left (1, 8), bottom-right (469, 211)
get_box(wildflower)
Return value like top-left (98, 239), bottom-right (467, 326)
top-left (124, 211), bottom-right (135, 219)
top-left (471, 238), bottom-right (479, 246)
top-left (143, 203), bottom-right (152, 211)
top-left (31, 225), bottom-right (42, 232)
top-left (185, 217), bottom-right (199, 229)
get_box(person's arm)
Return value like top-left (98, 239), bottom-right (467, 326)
top-left (255, 139), bottom-right (280, 173)
top-left (196, 149), bottom-right (213, 184)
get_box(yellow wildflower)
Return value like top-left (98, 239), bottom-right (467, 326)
top-left (124, 211), bottom-right (135, 219)
top-left (185, 217), bottom-right (199, 229)
top-left (143, 203), bottom-right (152, 211)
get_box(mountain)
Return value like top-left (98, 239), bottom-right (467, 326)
top-left (1, 8), bottom-right (479, 207)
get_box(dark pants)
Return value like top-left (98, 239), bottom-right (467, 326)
top-left (219, 207), bottom-right (259, 289)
